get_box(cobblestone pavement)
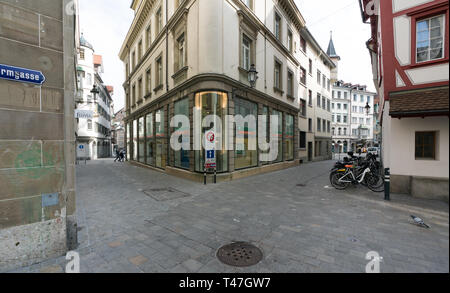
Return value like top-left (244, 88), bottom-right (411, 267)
top-left (7, 159), bottom-right (449, 273)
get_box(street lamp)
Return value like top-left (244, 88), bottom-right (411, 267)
top-left (248, 64), bottom-right (258, 88)
top-left (232, 64), bottom-right (258, 99)
top-left (365, 102), bottom-right (371, 116)
top-left (90, 84), bottom-right (100, 103)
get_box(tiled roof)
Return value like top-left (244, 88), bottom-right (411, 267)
top-left (389, 86), bottom-right (449, 117)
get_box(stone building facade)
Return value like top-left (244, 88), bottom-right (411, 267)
top-left (0, 0), bottom-right (77, 271)
top-left (120, 0), bottom-right (334, 181)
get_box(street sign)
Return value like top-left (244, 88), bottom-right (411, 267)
top-left (75, 109), bottom-right (94, 119)
top-left (205, 131), bottom-right (216, 169)
top-left (0, 63), bottom-right (45, 85)
top-left (77, 144), bottom-right (87, 158)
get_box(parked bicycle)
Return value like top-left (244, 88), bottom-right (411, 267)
top-left (330, 152), bottom-right (384, 192)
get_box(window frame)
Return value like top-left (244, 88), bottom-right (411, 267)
top-left (415, 131), bottom-right (437, 160)
top-left (410, 7), bottom-right (449, 67)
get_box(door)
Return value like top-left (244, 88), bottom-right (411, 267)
top-left (308, 142), bottom-right (313, 162)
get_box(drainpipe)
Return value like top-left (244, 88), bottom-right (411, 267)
top-left (166, 0), bottom-right (169, 92)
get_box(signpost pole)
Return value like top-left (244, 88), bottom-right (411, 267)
top-left (204, 164), bottom-right (207, 185)
top-left (214, 166), bottom-right (217, 184)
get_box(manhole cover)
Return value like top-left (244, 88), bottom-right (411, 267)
top-left (143, 187), bottom-right (191, 201)
top-left (217, 242), bottom-right (263, 267)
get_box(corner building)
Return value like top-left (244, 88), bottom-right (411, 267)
top-left (120, 0), bottom-right (334, 181)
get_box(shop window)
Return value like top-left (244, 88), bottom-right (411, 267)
top-left (234, 97), bottom-right (258, 169)
top-left (174, 98), bottom-right (190, 169)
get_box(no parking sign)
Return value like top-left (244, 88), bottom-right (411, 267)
top-left (205, 131), bottom-right (216, 169)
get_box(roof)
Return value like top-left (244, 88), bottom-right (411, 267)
top-left (326, 32), bottom-right (340, 59)
top-left (106, 86), bottom-right (114, 94)
top-left (389, 86), bottom-right (449, 118)
top-left (80, 33), bottom-right (94, 50)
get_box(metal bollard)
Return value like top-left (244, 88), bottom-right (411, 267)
top-left (214, 168), bottom-right (217, 184)
top-left (384, 168), bottom-right (390, 201)
top-left (204, 167), bottom-right (207, 185)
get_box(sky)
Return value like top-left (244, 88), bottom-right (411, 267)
top-left (78, 0), bottom-right (375, 113)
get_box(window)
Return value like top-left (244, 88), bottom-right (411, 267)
top-left (242, 35), bottom-right (251, 71)
top-left (174, 98), bottom-right (190, 169)
top-left (177, 33), bottom-right (186, 70)
top-left (274, 13), bottom-right (281, 40)
top-left (285, 114), bottom-right (294, 160)
top-left (272, 110), bottom-right (283, 162)
top-left (299, 131), bottom-right (306, 149)
top-left (300, 36), bottom-right (307, 52)
top-left (309, 59), bottom-right (313, 74)
top-left (146, 25), bottom-right (152, 49)
top-left (337, 103), bottom-right (341, 110)
top-left (353, 94), bottom-right (357, 102)
top-left (322, 120), bottom-right (326, 133)
top-left (332, 114), bottom-right (335, 122)
top-left (327, 79), bottom-right (330, 91)
top-left (360, 95), bottom-right (364, 102)
top-left (195, 92), bottom-right (228, 172)
top-left (337, 91), bottom-right (341, 99)
top-left (274, 60), bottom-right (282, 90)
top-left (87, 119), bottom-right (92, 130)
top-left (366, 118), bottom-right (371, 125)
top-left (337, 115), bottom-right (341, 123)
top-left (308, 118), bottom-right (312, 132)
top-left (352, 106), bottom-right (358, 113)
top-left (156, 7), bottom-right (162, 34)
top-left (359, 107), bottom-right (364, 113)
top-left (343, 115), bottom-right (348, 123)
top-left (332, 91), bottom-right (335, 99)
top-left (308, 90), bottom-right (312, 106)
top-left (317, 70), bottom-right (321, 84)
top-left (138, 78), bottom-right (143, 101)
top-left (317, 118), bottom-right (321, 132)
top-left (138, 40), bottom-right (143, 61)
top-left (79, 48), bottom-right (85, 60)
top-left (133, 120), bottom-right (138, 160)
top-left (322, 97), bottom-right (326, 110)
top-left (327, 121), bottom-right (331, 133)
top-left (352, 117), bottom-right (357, 123)
top-left (155, 108), bottom-right (166, 168)
top-left (416, 14), bottom-right (445, 63)
top-left (332, 103), bottom-right (335, 110)
top-left (132, 84), bottom-right (136, 105)
top-left (359, 118), bottom-right (364, 124)
top-left (367, 96), bottom-right (371, 103)
top-left (146, 113), bottom-right (154, 166)
top-left (146, 68), bottom-right (151, 95)
top-left (343, 104), bottom-right (348, 110)
top-left (156, 56), bottom-right (163, 88)
top-left (287, 30), bottom-right (293, 53)
top-left (332, 127), bottom-right (335, 135)
top-left (235, 97), bottom-right (258, 169)
top-left (415, 132), bottom-right (437, 159)
top-left (132, 51), bottom-right (136, 70)
top-left (287, 71), bottom-right (294, 97)
top-left (138, 116), bottom-right (145, 163)
top-left (300, 67), bottom-right (307, 85)
top-left (300, 99), bottom-right (307, 117)
top-left (86, 73), bottom-right (92, 86)
top-left (343, 128), bottom-right (347, 136)
top-left (344, 92), bottom-right (348, 99)
top-left (322, 75), bottom-right (326, 88)
top-left (327, 100), bottom-right (331, 112)
top-left (317, 93), bottom-right (321, 107)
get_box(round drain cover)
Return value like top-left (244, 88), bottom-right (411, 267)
top-left (217, 242), bottom-right (263, 267)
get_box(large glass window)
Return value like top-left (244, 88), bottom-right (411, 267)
top-left (133, 119), bottom-right (138, 161)
top-left (174, 98), bottom-right (190, 169)
top-left (234, 97), bottom-right (258, 169)
top-left (155, 108), bottom-right (166, 168)
top-left (416, 14), bottom-right (445, 63)
top-left (260, 106), bottom-right (270, 165)
top-left (138, 117), bottom-right (145, 163)
top-left (285, 114), bottom-right (294, 161)
top-left (272, 110), bottom-right (283, 162)
top-left (194, 91), bottom-right (228, 172)
top-left (126, 123), bottom-right (130, 160)
top-left (146, 113), bottom-right (154, 166)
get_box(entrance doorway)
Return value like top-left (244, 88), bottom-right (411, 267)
top-left (308, 142), bottom-right (313, 162)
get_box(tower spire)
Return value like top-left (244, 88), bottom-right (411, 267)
top-left (327, 30), bottom-right (339, 59)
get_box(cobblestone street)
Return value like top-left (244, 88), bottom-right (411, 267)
top-left (8, 159), bottom-right (449, 273)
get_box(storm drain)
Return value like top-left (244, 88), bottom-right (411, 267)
top-left (217, 242), bottom-right (263, 267)
top-left (143, 187), bottom-right (191, 201)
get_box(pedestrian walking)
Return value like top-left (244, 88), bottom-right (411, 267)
top-left (119, 149), bottom-right (125, 162)
top-left (114, 149), bottom-right (121, 162)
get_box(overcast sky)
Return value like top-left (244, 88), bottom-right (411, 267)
top-left (79, 0), bottom-right (375, 113)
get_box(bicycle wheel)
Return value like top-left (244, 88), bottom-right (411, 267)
top-left (367, 173), bottom-right (384, 192)
top-left (330, 172), bottom-right (351, 190)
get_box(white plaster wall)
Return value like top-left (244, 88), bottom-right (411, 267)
top-left (393, 15), bottom-right (411, 66)
top-left (389, 115), bottom-right (449, 179)
top-left (405, 63), bottom-right (450, 85)
top-left (392, 0), bottom-right (434, 13)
